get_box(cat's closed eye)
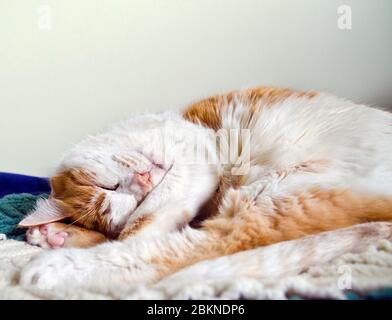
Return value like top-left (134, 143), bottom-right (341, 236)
top-left (99, 183), bottom-right (120, 191)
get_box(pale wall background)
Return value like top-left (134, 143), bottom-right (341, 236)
top-left (0, 0), bottom-right (391, 176)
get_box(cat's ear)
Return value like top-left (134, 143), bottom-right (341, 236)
top-left (18, 198), bottom-right (72, 227)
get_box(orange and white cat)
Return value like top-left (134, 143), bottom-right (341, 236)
top-left (18, 87), bottom-right (392, 290)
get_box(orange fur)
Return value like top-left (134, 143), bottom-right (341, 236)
top-left (183, 86), bottom-right (317, 129)
top-left (204, 188), bottom-right (392, 249)
top-left (49, 222), bottom-right (107, 248)
top-left (118, 215), bottom-right (154, 240)
top-left (151, 188), bottom-right (392, 279)
top-left (49, 170), bottom-right (111, 236)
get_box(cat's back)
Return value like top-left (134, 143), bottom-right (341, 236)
top-left (185, 87), bottom-right (391, 164)
top-left (184, 87), bottom-right (392, 193)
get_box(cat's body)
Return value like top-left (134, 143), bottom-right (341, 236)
top-left (19, 87), bottom-right (392, 290)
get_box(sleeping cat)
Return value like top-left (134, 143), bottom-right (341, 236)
top-left (18, 87), bottom-right (392, 290)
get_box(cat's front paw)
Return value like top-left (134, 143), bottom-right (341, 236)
top-left (26, 224), bottom-right (69, 249)
top-left (19, 249), bottom-right (91, 290)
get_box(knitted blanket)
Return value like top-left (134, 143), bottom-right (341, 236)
top-left (0, 193), bottom-right (48, 241)
top-left (1, 193), bottom-right (392, 300)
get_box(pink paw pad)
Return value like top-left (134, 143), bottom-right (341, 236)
top-left (34, 224), bottom-right (69, 248)
top-left (47, 231), bottom-right (69, 248)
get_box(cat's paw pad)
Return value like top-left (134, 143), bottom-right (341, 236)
top-left (26, 224), bottom-right (69, 249)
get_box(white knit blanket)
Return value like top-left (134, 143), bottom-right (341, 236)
top-left (1, 236), bottom-right (392, 299)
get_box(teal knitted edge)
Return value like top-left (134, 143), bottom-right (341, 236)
top-left (0, 193), bottom-right (49, 241)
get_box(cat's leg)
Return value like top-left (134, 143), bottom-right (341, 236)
top-left (19, 221), bottom-right (392, 291)
top-left (26, 222), bottom-right (107, 249)
top-left (19, 226), bottom-right (211, 290)
top-left (220, 162), bottom-right (392, 242)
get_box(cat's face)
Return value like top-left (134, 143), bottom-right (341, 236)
top-left (57, 151), bottom-right (170, 236)
top-left (21, 150), bottom-right (170, 237)
top-left (19, 114), bottom-right (221, 238)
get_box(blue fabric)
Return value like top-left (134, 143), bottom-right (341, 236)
top-left (0, 172), bottom-right (50, 198)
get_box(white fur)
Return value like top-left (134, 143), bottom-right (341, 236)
top-left (60, 112), bottom-right (221, 234)
top-left (19, 91), bottom-right (392, 290)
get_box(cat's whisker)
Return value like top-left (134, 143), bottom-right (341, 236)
top-left (60, 209), bottom-right (95, 232)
